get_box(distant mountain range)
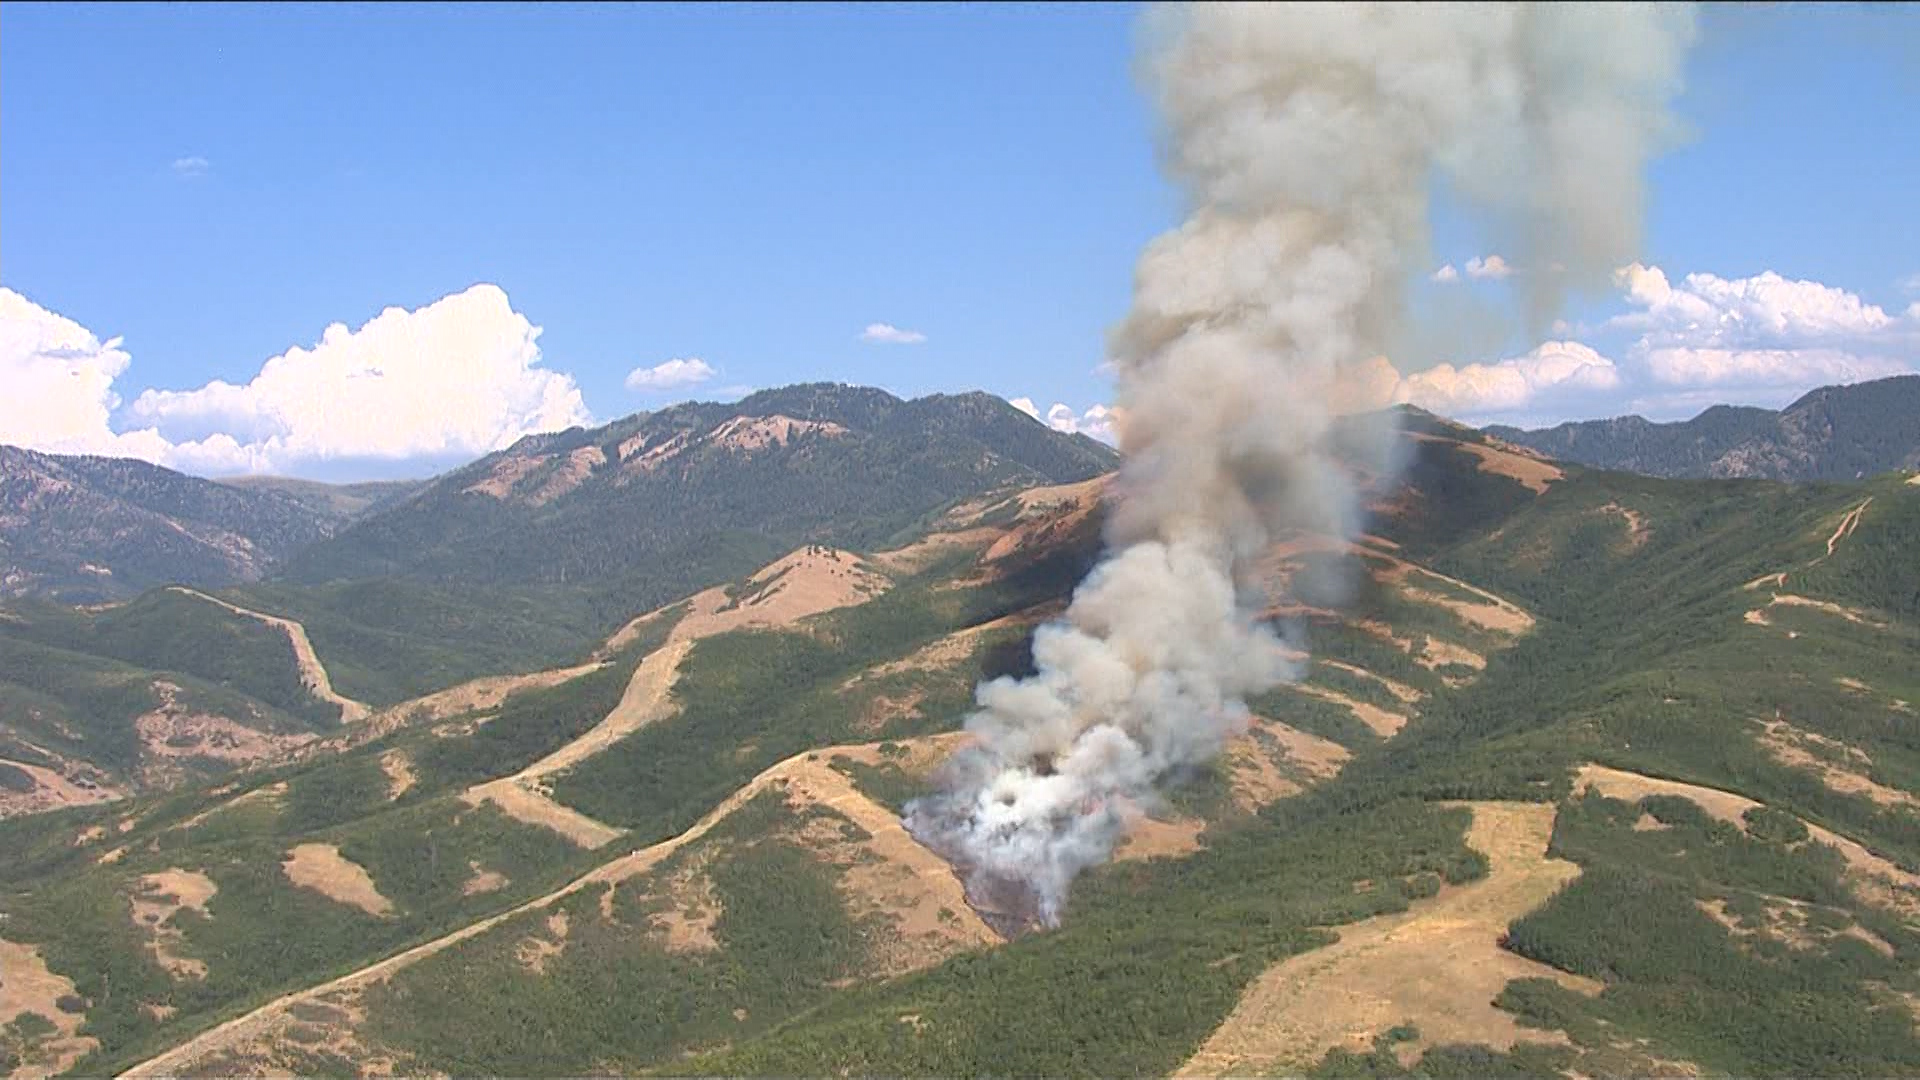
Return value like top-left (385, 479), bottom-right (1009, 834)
top-left (1487, 374), bottom-right (1920, 481)
top-left (10, 376), bottom-right (1914, 605)
top-left (7, 404), bottom-right (1917, 1078)
top-left (2, 385), bottom-right (1115, 603)
top-left (0, 447), bottom-right (333, 602)
top-left (275, 383), bottom-right (1117, 592)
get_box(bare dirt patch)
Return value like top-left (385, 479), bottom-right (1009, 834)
top-left (359, 660), bottom-right (605, 741)
top-left (1823, 498), bottom-right (1873, 559)
top-left (378, 751), bottom-right (416, 800)
top-left (515, 911), bottom-right (571, 975)
top-left (771, 760), bottom-right (1002, 978)
top-left (840, 601), bottom-right (1059, 696)
top-left (134, 683), bottom-right (317, 786)
top-left (708, 414), bottom-right (847, 452)
top-left (167, 588), bottom-right (368, 723)
top-left (1318, 660), bottom-right (1423, 705)
top-left (462, 453), bottom-right (545, 499)
top-left (1410, 433), bottom-right (1563, 494)
top-left (130, 869), bottom-right (218, 979)
top-left (469, 545), bottom-right (899, 848)
top-left (869, 526), bottom-right (1004, 575)
top-left (1222, 739), bottom-right (1301, 814)
top-left (0, 755), bottom-right (121, 819)
top-left (1575, 765), bottom-right (1920, 920)
top-left (462, 862), bottom-right (508, 897)
top-left (1112, 808), bottom-right (1206, 863)
top-left (601, 546), bottom-right (890, 653)
top-left (0, 937), bottom-right (97, 1076)
top-left (1337, 616), bottom-right (1489, 683)
top-left (1755, 717), bottom-right (1918, 812)
top-left (137, 986), bottom-right (406, 1079)
top-left (1698, 896), bottom-right (1894, 959)
top-left (1763, 593), bottom-right (1888, 629)
top-left (1180, 803), bottom-right (1595, 1077)
top-left (853, 689), bottom-right (928, 735)
top-left (1597, 502), bottom-right (1651, 550)
top-left (1234, 718), bottom-right (1351, 811)
top-left (647, 867), bottom-right (724, 955)
top-left (1370, 555), bottom-right (1535, 635)
top-left (1417, 637), bottom-right (1488, 674)
top-left (523, 643), bottom-right (692, 783)
top-left (462, 779), bottom-right (624, 849)
top-left (681, 546), bottom-right (891, 638)
top-left (528, 445), bottom-right (606, 506)
top-left (1745, 572), bottom-right (1789, 591)
top-left (973, 477), bottom-right (1109, 573)
top-left (170, 781), bottom-right (287, 835)
top-left (282, 844), bottom-right (395, 917)
top-left (1294, 683), bottom-right (1409, 737)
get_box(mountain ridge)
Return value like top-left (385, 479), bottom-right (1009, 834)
top-left (276, 384), bottom-right (1118, 597)
top-left (1488, 374), bottom-right (1920, 481)
top-left (0, 446), bottom-right (340, 602)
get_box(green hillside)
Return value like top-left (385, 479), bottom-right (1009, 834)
top-left (1489, 374), bottom-right (1920, 481)
top-left (0, 591), bottom-right (353, 806)
top-left (279, 384), bottom-right (1117, 598)
top-left (1, 417), bottom-right (1915, 1079)
top-left (0, 446), bottom-right (338, 602)
top-left (214, 476), bottom-right (427, 524)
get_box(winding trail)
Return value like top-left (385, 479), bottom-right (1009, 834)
top-left (117, 738), bottom-right (938, 1079)
top-left (465, 546), bottom-right (892, 847)
top-left (1823, 497), bottom-right (1873, 559)
top-left (166, 587), bottom-right (368, 723)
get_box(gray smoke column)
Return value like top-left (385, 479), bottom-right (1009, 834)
top-left (905, 2), bottom-right (1696, 928)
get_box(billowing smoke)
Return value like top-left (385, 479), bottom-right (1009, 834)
top-left (906, 2), bottom-right (1697, 928)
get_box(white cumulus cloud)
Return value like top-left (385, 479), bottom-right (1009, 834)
top-left (1343, 342), bottom-right (1623, 422)
top-left (171, 156), bottom-right (210, 178)
top-left (860, 322), bottom-right (927, 345)
top-left (1614, 264), bottom-right (1895, 343)
top-left (1341, 264), bottom-right (1918, 424)
top-left (1009, 396), bottom-right (1119, 445)
top-left (625, 357), bottom-right (717, 392)
top-left (1609, 264), bottom-right (1917, 405)
top-left (1430, 264), bottom-right (1461, 284)
top-left (0, 289), bottom-right (175, 462)
top-left (2, 285), bottom-right (590, 476)
top-left (1642, 347), bottom-right (1910, 390)
top-left (1398, 341), bottom-right (1621, 417)
top-left (1465, 254), bottom-right (1513, 280)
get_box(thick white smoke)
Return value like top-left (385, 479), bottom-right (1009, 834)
top-left (906, 2), bottom-right (1697, 928)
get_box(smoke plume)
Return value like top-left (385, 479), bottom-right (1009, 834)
top-left (905, 2), bottom-right (1697, 928)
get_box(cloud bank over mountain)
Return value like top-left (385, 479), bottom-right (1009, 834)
top-left (0, 285), bottom-right (588, 477)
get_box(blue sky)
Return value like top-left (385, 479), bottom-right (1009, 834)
top-left (3, 3), bottom-right (1916, 479)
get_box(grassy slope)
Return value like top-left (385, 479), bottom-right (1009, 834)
top-left (4, 437), bottom-right (1916, 1077)
top-left (0, 593), bottom-right (343, 787)
top-left (682, 460), bottom-right (1920, 1075)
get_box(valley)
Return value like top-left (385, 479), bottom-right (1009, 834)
top-left (1, 403), bottom-right (1916, 1078)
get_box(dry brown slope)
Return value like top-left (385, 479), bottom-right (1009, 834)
top-left (0, 755), bottom-right (122, 819)
top-left (2, 938), bottom-right (99, 1077)
top-left (116, 735), bottom-right (970, 1079)
top-left (466, 546), bottom-right (892, 846)
top-left (1575, 765), bottom-right (1920, 920)
top-left (1180, 802), bottom-right (1594, 1077)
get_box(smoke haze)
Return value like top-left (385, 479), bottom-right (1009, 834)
top-left (905, 2), bottom-right (1698, 927)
